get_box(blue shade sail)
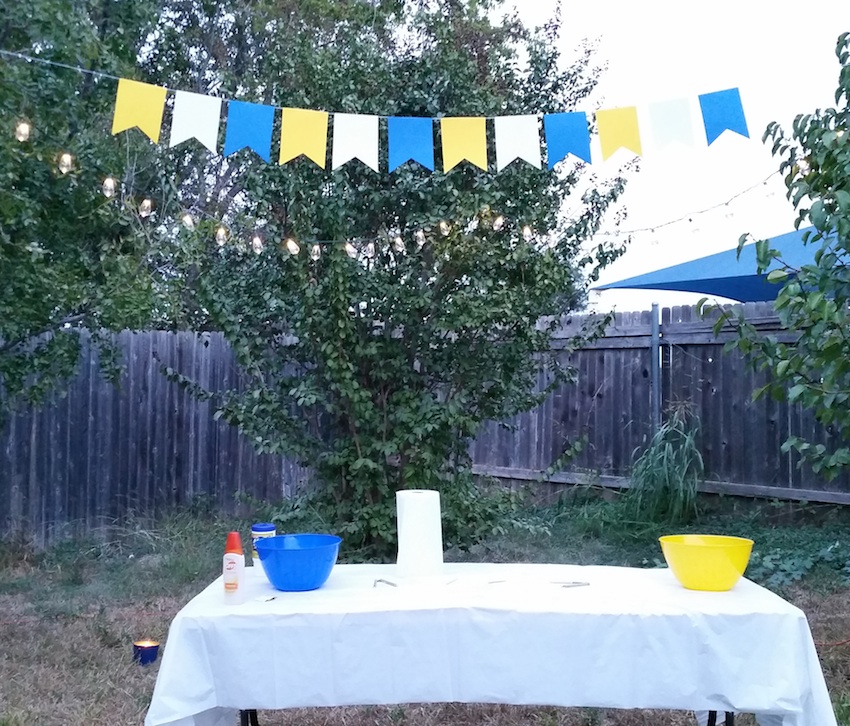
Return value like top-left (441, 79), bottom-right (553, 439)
top-left (596, 228), bottom-right (823, 302)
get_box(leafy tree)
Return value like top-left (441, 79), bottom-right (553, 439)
top-left (3, 0), bottom-right (631, 556)
top-left (0, 0), bottom-right (182, 422)
top-left (148, 0), bottom-right (630, 557)
top-left (703, 32), bottom-right (850, 480)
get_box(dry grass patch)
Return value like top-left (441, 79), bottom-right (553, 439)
top-left (2, 502), bottom-right (849, 726)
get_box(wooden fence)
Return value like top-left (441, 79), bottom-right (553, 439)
top-left (2, 303), bottom-right (849, 545)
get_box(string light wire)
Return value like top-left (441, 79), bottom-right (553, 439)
top-left (592, 171), bottom-right (782, 238)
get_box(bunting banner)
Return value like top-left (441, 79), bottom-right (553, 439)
top-left (441, 117), bottom-right (487, 172)
top-left (111, 79), bottom-right (167, 144)
top-left (494, 115), bottom-right (541, 170)
top-left (388, 117), bottom-right (434, 172)
top-left (110, 78), bottom-right (751, 173)
top-left (170, 91), bottom-right (221, 152)
top-left (699, 88), bottom-right (749, 145)
top-left (648, 98), bottom-right (694, 148)
top-left (543, 112), bottom-right (591, 166)
top-left (223, 100), bottom-right (275, 162)
top-left (280, 108), bottom-right (329, 168)
top-left (332, 113), bottom-right (379, 171)
top-left (597, 106), bottom-right (642, 160)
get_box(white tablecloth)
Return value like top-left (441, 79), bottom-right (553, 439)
top-left (144, 562), bottom-right (836, 726)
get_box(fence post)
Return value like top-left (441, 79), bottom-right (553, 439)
top-left (650, 302), bottom-right (661, 436)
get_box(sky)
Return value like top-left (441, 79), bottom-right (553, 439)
top-left (511, 0), bottom-right (850, 312)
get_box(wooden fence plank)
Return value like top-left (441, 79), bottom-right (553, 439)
top-left (3, 305), bottom-right (850, 546)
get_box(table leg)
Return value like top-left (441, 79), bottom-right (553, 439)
top-left (239, 709), bottom-right (260, 726)
top-left (706, 711), bottom-right (735, 726)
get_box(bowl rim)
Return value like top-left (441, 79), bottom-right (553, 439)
top-left (659, 534), bottom-right (754, 546)
top-left (255, 533), bottom-right (342, 549)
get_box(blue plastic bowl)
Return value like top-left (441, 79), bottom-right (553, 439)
top-left (255, 533), bottom-right (342, 592)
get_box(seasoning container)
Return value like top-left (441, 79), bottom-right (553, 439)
top-left (251, 522), bottom-right (276, 564)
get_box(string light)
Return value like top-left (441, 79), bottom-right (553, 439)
top-left (592, 171), bottom-right (782, 238)
top-left (310, 244), bottom-right (321, 261)
top-left (252, 235), bottom-right (264, 254)
top-left (415, 230), bottom-right (426, 248)
top-left (393, 235), bottom-right (405, 252)
top-left (215, 226), bottom-right (228, 246)
top-left (522, 225), bottom-right (533, 241)
top-left (344, 241), bottom-right (358, 258)
top-left (57, 152), bottom-right (73, 174)
top-left (181, 212), bottom-right (195, 230)
top-left (364, 241), bottom-right (376, 258)
top-left (285, 238), bottom-right (300, 255)
top-left (15, 120), bottom-right (30, 142)
top-left (138, 198), bottom-right (152, 217)
top-left (492, 215), bottom-right (505, 231)
top-left (439, 220), bottom-right (450, 236)
top-left (101, 177), bottom-right (116, 198)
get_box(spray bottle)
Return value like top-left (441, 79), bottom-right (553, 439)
top-left (223, 531), bottom-right (245, 604)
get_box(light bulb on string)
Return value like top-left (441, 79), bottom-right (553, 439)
top-left (522, 225), bottom-right (533, 242)
top-left (138, 199), bottom-right (153, 218)
top-left (415, 229), bottom-right (426, 248)
top-left (101, 177), bottom-right (116, 198)
top-left (344, 241), bottom-right (358, 258)
top-left (15, 120), bottom-right (31, 142)
top-left (215, 226), bottom-right (228, 246)
top-left (252, 235), bottom-right (264, 254)
top-left (439, 220), bottom-right (450, 236)
top-left (364, 241), bottom-right (376, 258)
top-left (393, 235), bottom-right (405, 252)
top-left (58, 152), bottom-right (73, 174)
top-left (492, 215), bottom-right (505, 231)
top-left (285, 238), bottom-right (300, 255)
top-left (181, 213), bottom-right (195, 230)
top-left (310, 244), bottom-right (321, 261)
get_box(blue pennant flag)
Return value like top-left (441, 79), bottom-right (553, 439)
top-left (543, 112), bottom-right (591, 166)
top-left (223, 100), bottom-right (275, 162)
top-left (698, 88), bottom-right (749, 146)
top-left (388, 117), bottom-right (435, 172)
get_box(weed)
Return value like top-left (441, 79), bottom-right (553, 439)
top-left (626, 401), bottom-right (704, 524)
top-left (834, 695), bottom-right (850, 726)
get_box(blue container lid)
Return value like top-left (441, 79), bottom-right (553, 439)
top-left (251, 522), bottom-right (276, 533)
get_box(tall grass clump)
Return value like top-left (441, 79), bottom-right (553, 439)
top-left (626, 402), bottom-right (704, 524)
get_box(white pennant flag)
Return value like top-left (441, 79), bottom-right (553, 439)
top-left (332, 113), bottom-right (379, 171)
top-left (649, 98), bottom-right (694, 148)
top-left (494, 115), bottom-right (541, 171)
top-left (169, 91), bottom-right (222, 152)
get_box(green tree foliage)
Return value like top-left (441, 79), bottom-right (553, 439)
top-left (3, 0), bottom-right (631, 556)
top-left (151, 0), bottom-right (630, 556)
top-left (703, 32), bottom-right (850, 480)
top-left (0, 0), bottom-right (183, 421)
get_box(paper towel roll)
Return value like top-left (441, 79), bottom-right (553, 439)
top-left (395, 489), bottom-right (444, 579)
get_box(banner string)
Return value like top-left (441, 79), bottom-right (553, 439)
top-left (0, 48), bottom-right (124, 83)
top-left (2, 47), bottom-right (780, 244)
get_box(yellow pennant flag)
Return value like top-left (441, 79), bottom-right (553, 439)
top-left (596, 106), bottom-right (642, 160)
top-left (441, 117), bottom-right (487, 172)
top-left (279, 108), bottom-right (329, 168)
top-left (111, 79), bottom-right (167, 144)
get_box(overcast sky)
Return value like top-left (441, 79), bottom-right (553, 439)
top-left (511, 0), bottom-right (850, 310)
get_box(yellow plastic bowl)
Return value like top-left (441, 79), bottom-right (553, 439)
top-left (659, 534), bottom-right (754, 591)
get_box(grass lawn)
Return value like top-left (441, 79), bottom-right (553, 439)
top-left (1, 491), bottom-right (850, 726)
